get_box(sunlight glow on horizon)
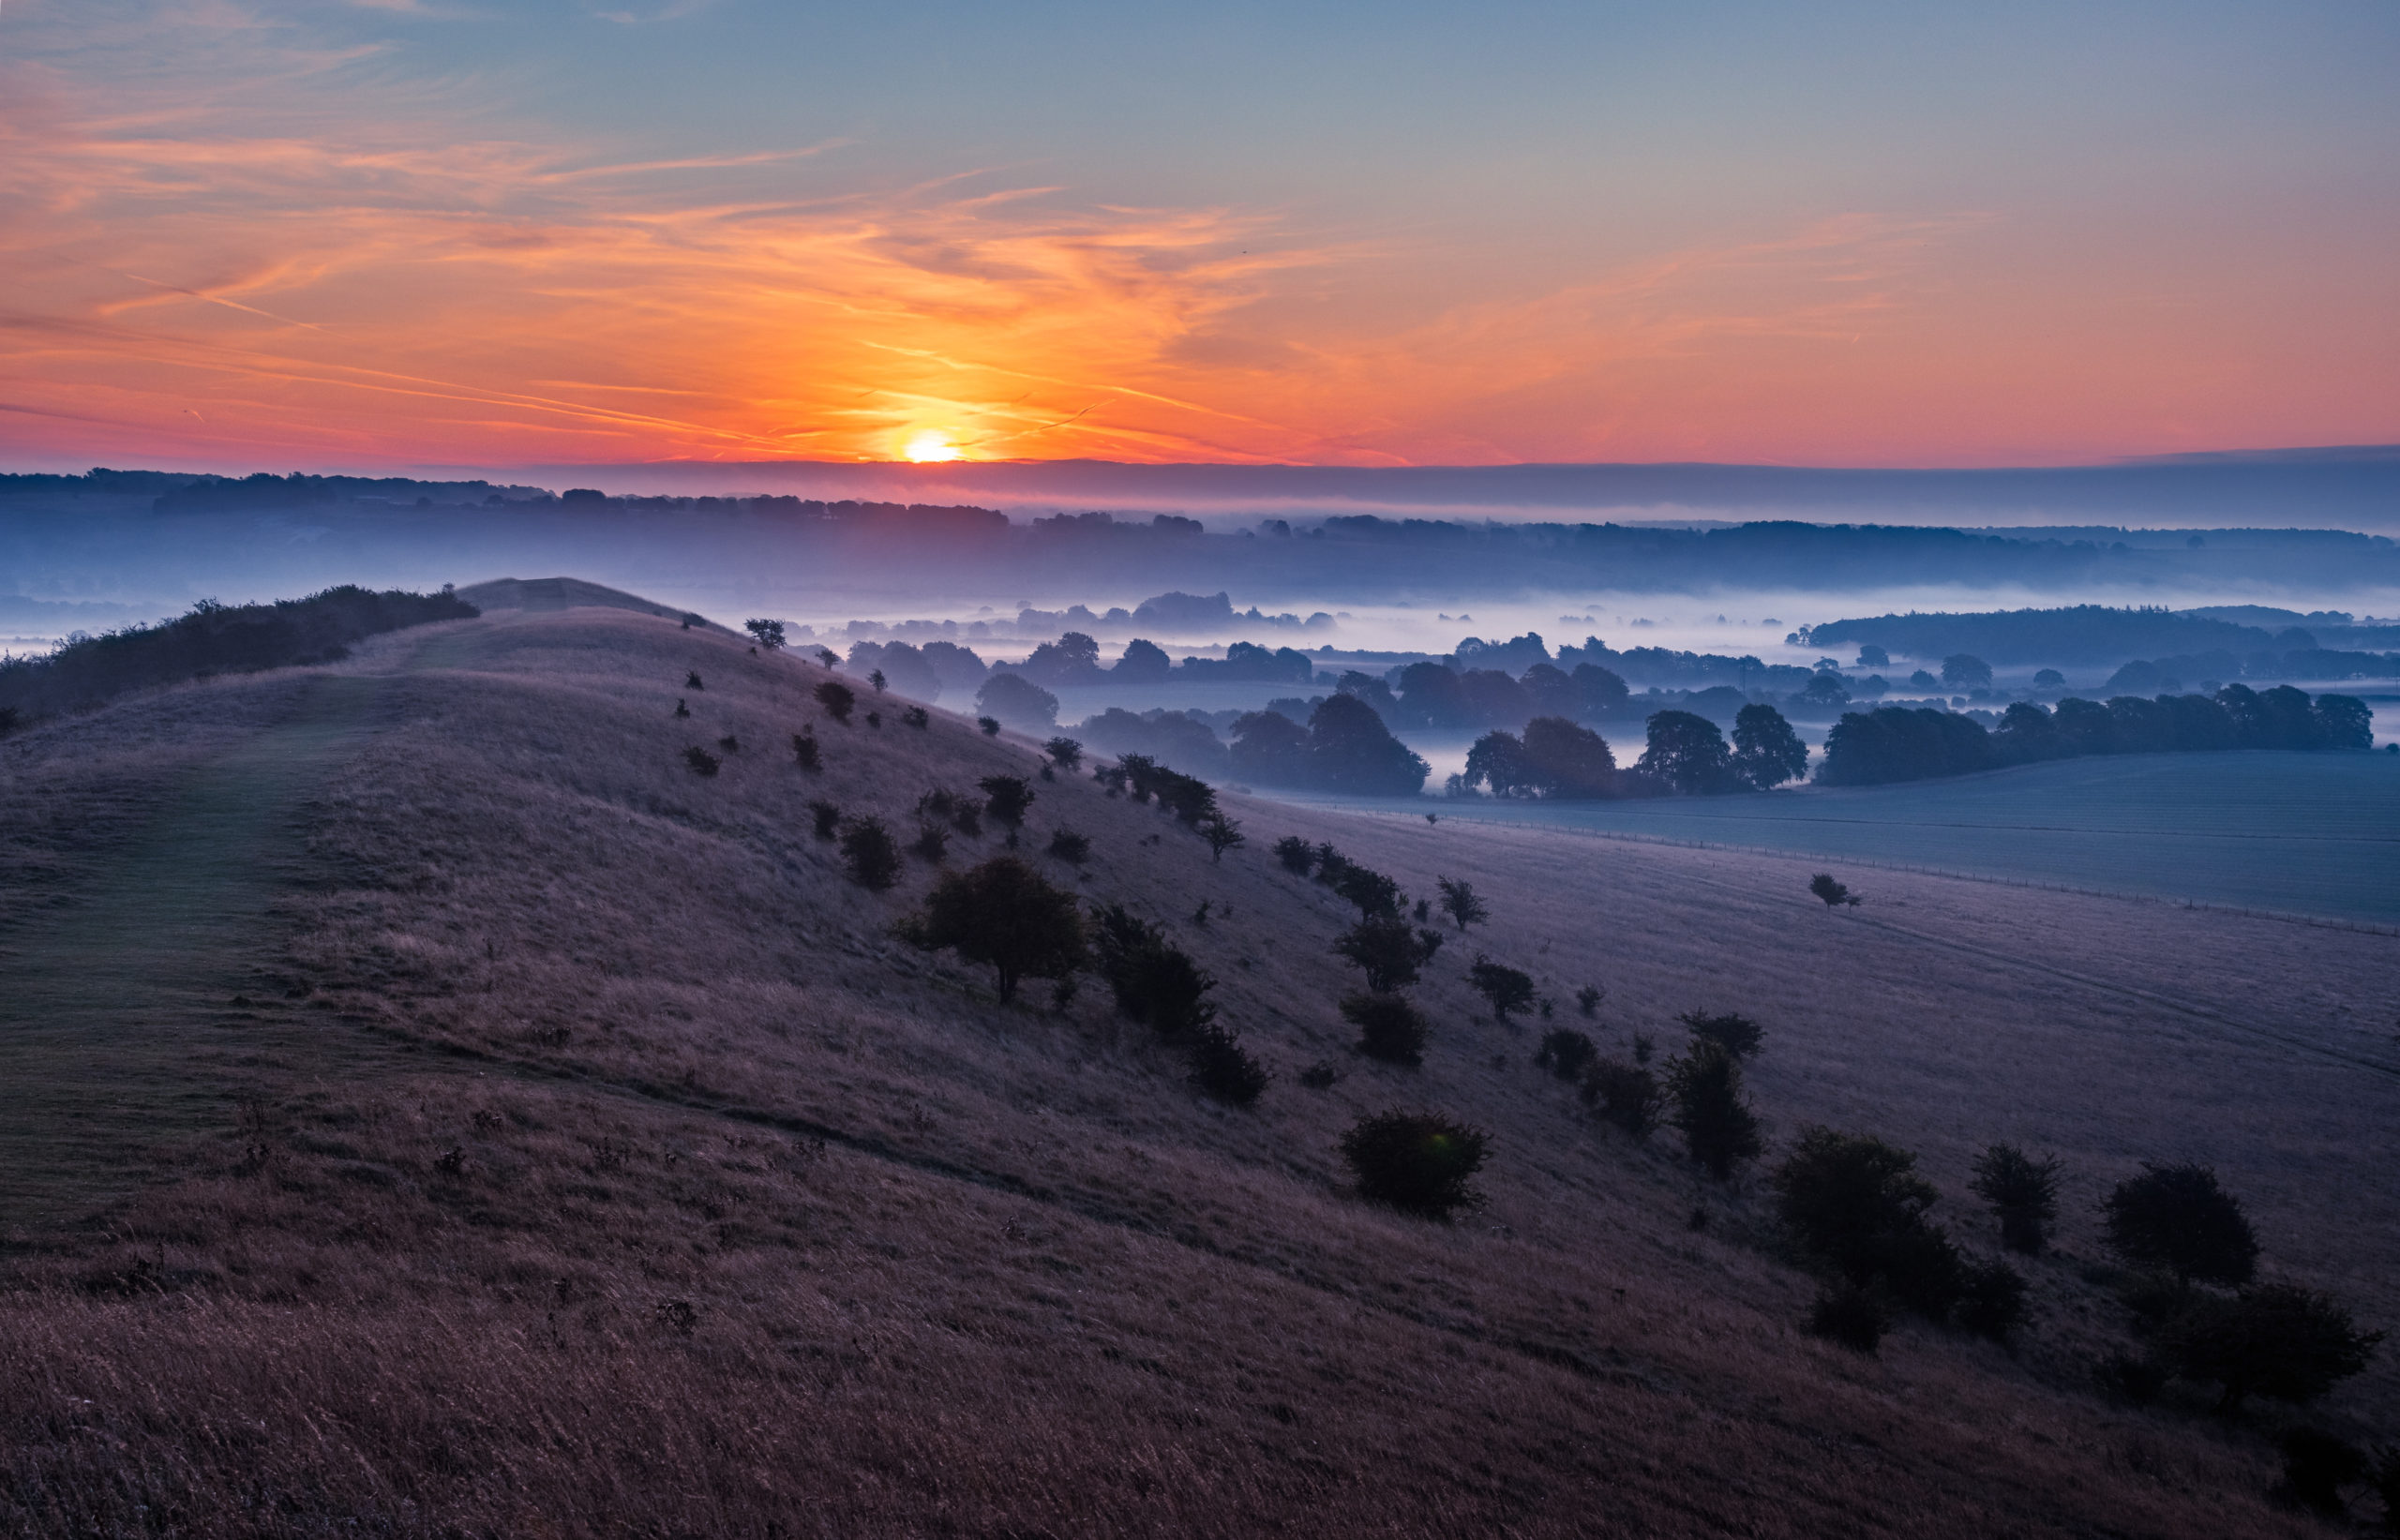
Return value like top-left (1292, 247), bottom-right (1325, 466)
top-left (902, 429), bottom-right (966, 463)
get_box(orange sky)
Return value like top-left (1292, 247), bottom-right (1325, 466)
top-left (2, 3), bottom-right (2395, 471)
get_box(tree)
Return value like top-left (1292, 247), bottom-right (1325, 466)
top-left (1665, 1039), bottom-right (1761, 1179)
top-left (1342, 993), bottom-right (1430, 1066)
top-left (1272, 834), bottom-right (1314, 874)
top-left (1521, 715), bottom-right (1617, 797)
top-left (2153, 1285), bottom-right (2382, 1413)
top-left (978, 774), bottom-right (1036, 827)
top-left (1941, 653), bottom-right (1993, 690)
top-left (743, 618), bottom-right (787, 650)
top-left (815, 680), bottom-right (855, 723)
top-left (1435, 875), bottom-right (1489, 932)
top-left (791, 730), bottom-right (821, 770)
top-left (1580, 1059), bottom-right (1661, 1136)
top-left (1340, 1111), bottom-right (1488, 1218)
top-left (1732, 703), bottom-right (1809, 789)
top-left (815, 647), bottom-right (839, 668)
top-left (1113, 637), bottom-right (1173, 680)
top-left (1970, 1144), bottom-right (2062, 1254)
top-left (1307, 693), bottom-right (1431, 795)
top-left (1638, 710), bottom-right (1733, 794)
top-left (1333, 916), bottom-right (1443, 994)
top-left (1772, 1128), bottom-right (1940, 1288)
top-left (838, 816), bottom-right (901, 890)
top-left (1467, 955), bottom-right (1536, 1022)
top-left (1677, 1010), bottom-right (1762, 1059)
top-left (1199, 813), bottom-right (1245, 861)
top-left (869, 668), bottom-right (887, 694)
top-left (908, 857), bottom-right (1089, 1003)
top-left (1044, 736), bottom-right (1085, 770)
top-left (1535, 1028), bottom-right (1596, 1081)
top-left (1229, 710), bottom-right (1311, 785)
top-left (2104, 1163), bottom-right (2259, 1288)
top-left (2316, 693), bottom-right (2374, 750)
top-left (975, 672), bottom-right (1059, 732)
top-left (1808, 873), bottom-right (1858, 907)
top-left (1188, 1025), bottom-right (1270, 1105)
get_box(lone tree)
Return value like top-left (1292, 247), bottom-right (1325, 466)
top-left (978, 775), bottom-right (1036, 827)
top-left (1435, 875), bottom-right (1489, 932)
top-left (1731, 702), bottom-right (1810, 789)
top-left (743, 618), bottom-right (787, 650)
top-left (1467, 956), bottom-right (1536, 1022)
top-left (1970, 1144), bottom-right (2062, 1254)
top-left (815, 680), bottom-right (855, 723)
top-left (1808, 873), bottom-right (1860, 907)
top-left (838, 816), bottom-right (902, 890)
top-left (1665, 1039), bottom-right (1762, 1179)
top-left (2104, 1163), bottom-right (2259, 1288)
top-left (1332, 916), bottom-right (1444, 994)
top-left (1200, 812), bottom-right (1246, 862)
top-left (869, 668), bottom-right (888, 694)
top-left (907, 856), bottom-right (1089, 1004)
top-left (1340, 1111), bottom-right (1489, 1219)
top-left (2152, 1285), bottom-right (2382, 1413)
top-left (1044, 736), bottom-right (1085, 770)
top-left (815, 648), bottom-right (839, 668)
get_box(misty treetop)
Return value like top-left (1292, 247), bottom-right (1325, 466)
top-left (1229, 694), bottom-right (1430, 796)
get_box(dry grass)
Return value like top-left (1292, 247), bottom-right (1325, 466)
top-left (0, 602), bottom-right (2390, 1536)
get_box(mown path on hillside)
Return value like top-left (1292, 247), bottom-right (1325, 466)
top-left (0, 673), bottom-right (393, 1235)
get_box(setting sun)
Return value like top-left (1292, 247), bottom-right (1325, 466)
top-left (902, 429), bottom-right (964, 463)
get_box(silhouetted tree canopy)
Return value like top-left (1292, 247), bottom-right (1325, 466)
top-left (1731, 703), bottom-right (1808, 789)
top-left (908, 857), bottom-right (1088, 1002)
top-left (1638, 710), bottom-right (1734, 794)
top-left (2105, 1163), bottom-right (2259, 1288)
top-left (2153, 1285), bottom-right (2382, 1413)
top-left (976, 672), bottom-right (1059, 732)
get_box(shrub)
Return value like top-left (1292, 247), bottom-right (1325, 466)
top-left (2152, 1284), bottom-right (2382, 1413)
top-left (1534, 1028), bottom-right (1596, 1081)
top-left (1970, 1144), bottom-right (2061, 1254)
top-left (815, 648), bottom-right (838, 668)
top-left (1046, 828), bottom-right (1090, 864)
top-left (1665, 1040), bottom-right (1762, 1179)
top-left (1468, 956), bottom-right (1536, 1022)
top-left (902, 706), bottom-right (929, 729)
top-left (1580, 1059), bottom-right (1661, 1137)
top-left (1273, 835), bottom-right (1314, 874)
top-left (1332, 916), bottom-right (1444, 994)
top-left (673, 697), bottom-right (690, 718)
top-left (1200, 813), bottom-right (1245, 861)
top-left (907, 856), bottom-right (1089, 1002)
top-left (816, 680), bottom-right (855, 722)
top-left (1773, 1127), bottom-right (1938, 1280)
top-left (1436, 875), bottom-right (1489, 931)
top-left (1188, 1024), bottom-right (1270, 1105)
top-left (908, 824), bottom-right (949, 862)
top-left (1677, 1010), bottom-right (1762, 1059)
top-left (717, 734), bottom-right (740, 753)
top-left (979, 774), bottom-right (1035, 827)
top-left (1045, 736), bottom-right (1084, 770)
top-left (743, 618), bottom-right (787, 650)
top-left (1342, 993), bottom-right (1430, 1067)
top-left (1575, 984), bottom-right (1602, 1018)
top-left (1328, 860), bottom-right (1402, 919)
top-left (1881, 1222), bottom-right (1966, 1320)
top-left (2094, 1352), bottom-right (2168, 1405)
top-left (2275, 1429), bottom-right (2366, 1517)
top-left (838, 817), bottom-right (902, 890)
top-left (865, 710), bottom-right (881, 729)
top-left (808, 800), bottom-right (841, 840)
top-left (1808, 873), bottom-right (1860, 906)
top-left (1807, 1285), bottom-right (1888, 1353)
top-left (1090, 905), bottom-right (1216, 1038)
top-left (1340, 1111), bottom-right (1489, 1219)
top-left (1298, 1061), bottom-right (1339, 1090)
top-left (1956, 1259), bottom-right (2029, 1340)
top-left (682, 745), bottom-right (721, 777)
top-left (979, 715), bottom-right (1001, 736)
top-left (869, 668), bottom-right (887, 694)
top-left (2103, 1163), bottom-right (2258, 1287)
top-left (791, 731), bottom-right (822, 770)
top-left (686, 670), bottom-right (705, 690)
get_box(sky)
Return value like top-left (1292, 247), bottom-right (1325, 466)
top-left (1, 1), bottom-right (2396, 472)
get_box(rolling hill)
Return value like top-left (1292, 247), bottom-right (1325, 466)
top-left (0, 589), bottom-right (2392, 1536)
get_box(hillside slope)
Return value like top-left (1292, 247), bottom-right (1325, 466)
top-left (1, 600), bottom-right (2392, 1536)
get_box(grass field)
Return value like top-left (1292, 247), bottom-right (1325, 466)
top-left (1275, 751), bottom-right (2400, 925)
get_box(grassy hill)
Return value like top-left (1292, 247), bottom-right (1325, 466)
top-left (0, 597), bottom-right (2392, 1536)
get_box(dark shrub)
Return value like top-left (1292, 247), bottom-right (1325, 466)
top-left (1774, 1127), bottom-right (1939, 1286)
top-left (2104, 1162), bottom-right (2258, 1287)
top-left (1046, 828), bottom-right (1090, 864)
top-left (1044, 736), bottom-right (1084, 770)
top-left (1808, 1285), bottom-right (1887, 1353)
top-left (2275, 1429), bottom-right (2365, 1517)
top-left (865, 710), bottom-right (881, 729)
top-left (1581, 1059), bottom-right (1660, 1137)
top-left (902, 706), bottom-right (929, 729)
top-left (1436, 875), bottom-right (1489, 931)
top-left (1808, 873), bottom-right (1859, 907)
top-left (979, 774), bottom-right (1035, 827)
top-left (2372, 1447), bottom-right (2400, 1536)
top-left (868, 668), bottom-right (886, 694)
top-left (673, 698), bottom-right (690, 718)
top-left (1468, 956), bottom-right (1537, 1022)
top-left (791, 731), bottom-right (821, 770)
top-left (1342, 993), bottom-right (1430, 1067)
top-left (1328, 861), bottom-right (1403, 920)
top-left (1298, 1061), bottom-right (1339, 1090)
top-left (979, 715), bottom-right (1001, 736)
top-left (838, 817), bottom-right (902, 890)
top-left (682, 745), bottom-right (721, 777)
top-left (2153, 1284), bottom-right (2382, 1413)
top-left (1678, 1010), bottom-right (1763, 1059)
top-left (1956, 1258), bottom-right (2029, 1340)
top-left (908, 856), bottom-right (1089, 1002)
top-left (743, 618), bottom-right (786, 650)
top-left (1575, 984), bottom-right (1602, 1017)
top-left (808, 800), bottom-right (840, 840)
top-left (1273, 835), bottom-right (1314, 874)
top-left (908, 824), bottom-right (949, 862)
top-left (1970, 1144), bottom-right (2062, 1254)
top-left (1880, 1222), bottom-right (1965, 1320)
top-left (1200, 813), bottom-right (1245, 861)
top-left (1332, 916), bottom-right (1443, 994)
top-left (1188, 1024), bottom-right (1270, 1105)
top-left (717, 734), bottom-right (740, 753)
top-left (686, 670), bottom-right (705, 690)
top-left (1534, 1028), bottom-right (1596, 1081)
top-left (1666, 1040), bottom-right (1761, 1179)
top-left (2095, 1352), bottom-right (2169, 1405)
top-left (1090, 905), bottom-right (1215, 1038)
top-left (1341, 1111), bottom-right (1489, 1219)
top-left (815, 680), bottom-right (854, 722)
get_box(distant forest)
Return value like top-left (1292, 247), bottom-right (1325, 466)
top-left (0, 586), bottom-right (476, 728)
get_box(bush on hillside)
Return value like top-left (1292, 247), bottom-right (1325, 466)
top-left (1044, 736), bottom-right (1084, 770)
top-left (1089, 905), bottom-right (1216, 1038)
top-left (1298, 1060), bottom-right (1340, 1090)
top-left (2151, 1285), bottom-right (2381, 1414)
top-left (1199, 813), bottom-right (1245, 861)
top-left (1332, 916), bottom-right (1444, 994)
top-left (1970, 1144), bottom-right (2062, 1254)
top-left (1046, 828), bottom-right (1090, 864)
top-left (902, 706), bottom-right (929, 729)
top-left (1581, 1059), bottom-right (1661, 1137)
top-left (1340, 1111), bottom-right (1489, 1219)
top-left (1665, 1040), bottom-right (1761, 1180)
top-left (908, 824), bottom-right (949, 862)
top-left (1807, 1284), bottom-right (1888, 1353)
top-left (838, 817), bottom-right (902, 890)
top-left (1957, 1259), bottom-right (2029, 1340)
top-left (1534, 1028), bottom-right (1596, 1081)
top-left (1468, 957), bottom-right (1537, 1022)
top-left (1187, 1024), bottom-right (1270, 1106)
top-left (1808, 874), bottom-right (1858, 907)
top-left (1575, 984), bottom-right (1603, 1017)
top-left (687, 671), bottom-right (706, 691)
top-left (1773, 1128), bottom-right (1941, 1287)
top-left (1273, 835), bottom-right (1314, 874)
top-left (673, 698), bottom-right (690, 718)
top-left (1436, 876), bottom-right (1489, 931)
top-left (979, 715), bottom-right (1001, 736)
top-left (682, 745), bottom-right (721, 777)
top-left (717, 735), bottom-right (740, 754)
top-left (979, 775), bottom-right (1035, 827)
top-left (809, 800), bottom-right (841, 840)
top-left (2275, 1429), bottom-right (2367, 1518)
top-left (791, 731), bottom-right (822, 770)
top-left (2104, 1163), bottom-right (2258, 1287)
top-left (815, 680), bottom-right (854, 723)
top-left (1678, 1010), bottom-right (1763, 1059)
top-left (906, 856), bottom-right (1089, 1003)
top-left (743, 618), bottom-right (786, 650)
top-left (1342, 993), bottom-right (1430, 1067)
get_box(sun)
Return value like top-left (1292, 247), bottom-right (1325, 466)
top-left (902, 428), bottom-right (964, 463)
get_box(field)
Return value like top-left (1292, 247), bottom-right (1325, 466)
top-left (0, 597), bottom-right (2393, 1536)
top-left (1281, 751), bottom-right (2400, 926)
